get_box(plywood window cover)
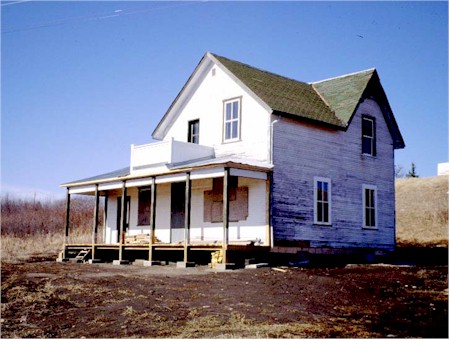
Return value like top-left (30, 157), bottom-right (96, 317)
top-left (204, 183), bottom-right (249, 223)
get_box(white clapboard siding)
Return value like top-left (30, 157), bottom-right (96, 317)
top-left (162, 62), bottom-right (271, 162)
top-left (104, 178), bottom-right (268, 245)
top-left (272, 98), bottom-right (396, 250)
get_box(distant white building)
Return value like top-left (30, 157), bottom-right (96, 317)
top-left (437, 162), bottom-right (449, 176)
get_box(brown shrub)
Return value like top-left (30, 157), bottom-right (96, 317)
top-left (1, 194), bottom-right (103, 261)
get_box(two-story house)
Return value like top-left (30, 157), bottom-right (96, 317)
top-left (60, 52), bottom-right (405, 266)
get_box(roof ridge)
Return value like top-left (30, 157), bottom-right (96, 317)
top-left (310, 68), bottom-right (376, 84)
top-left (210, 52), bottom-right (310, 86)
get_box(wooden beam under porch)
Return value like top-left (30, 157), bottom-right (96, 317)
top-left (63, 243), bottom-right (270, 267)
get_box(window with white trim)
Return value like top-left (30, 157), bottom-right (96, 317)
top-left (363, 185), bottom-right (377, 228)
top-left (314, 177), bottom-right (331, 225)
top-left (362, 116), bottom-right (376, 156)
top-left (223, 98), bottom-right (241, 142)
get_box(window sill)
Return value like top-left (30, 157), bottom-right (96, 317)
top-left (222, 138), bottom-right (242, 144)
top-left (314, 223), bottom-right (332, 227)
top-left (362, 226), bottom-right (378, 230)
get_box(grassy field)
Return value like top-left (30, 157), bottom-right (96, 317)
top-left (396, 175), bottom-right (448, 247)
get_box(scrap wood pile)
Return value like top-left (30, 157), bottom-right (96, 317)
top-left (209, 250), bottom-right (223, 268)
top-left (125, 234), bottom-right (150, 244)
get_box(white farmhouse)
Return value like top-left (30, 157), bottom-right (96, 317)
top-left (60, 52), bottom-right (405, 266)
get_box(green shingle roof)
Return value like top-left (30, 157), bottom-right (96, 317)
top-left (212, 54), bottom-right (345, 127)
top-left (312, 69), bottom-right (375, 125)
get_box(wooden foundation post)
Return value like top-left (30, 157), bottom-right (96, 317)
top-left (92, 184), bottom-right (99, 259)
top-left (148, 177), bottom-right (157, 263)
top-left (183, 172), bottom-right (192, 263)
top-left (222, 167), bottom-right (230, 264)
top-left (119, 181), bottom-right (127, 262)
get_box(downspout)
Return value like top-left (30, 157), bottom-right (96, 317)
top-left (269, 116), bottom-right (280, 164)
top-left (269, 116), bottom-right (280, 248)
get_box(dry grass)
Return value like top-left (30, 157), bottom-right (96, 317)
top-left (1, 195), bottom-right (100, 262)
top-left (396, 175), bottom-right (448, 247)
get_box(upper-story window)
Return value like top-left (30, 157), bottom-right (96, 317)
top-left (188, 119), bottom-right (200, 144)
top-left (223, 98), bottom-right (241, 142)
top-left (362, 115), bottom-right (376, 156)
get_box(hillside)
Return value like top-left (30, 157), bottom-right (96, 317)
top-left (396, 175), bottom-right (448, 247)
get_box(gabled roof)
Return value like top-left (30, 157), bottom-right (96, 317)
top-left (210, 54), bottom-right (344, 127)
top-left (152, 52), bottom-right (404, 149)
top-left (312, 68), bottom-right (375, 125)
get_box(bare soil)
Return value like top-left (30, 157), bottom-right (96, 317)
top-left (1, 258), bottom-right (448, 338)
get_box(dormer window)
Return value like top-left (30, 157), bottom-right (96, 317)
top-left (223, 98), bottom-right (241, 142)
top-left (362, 115), bottom-right (376, 156)
top-left (188, 119), bottom-right (199, 144)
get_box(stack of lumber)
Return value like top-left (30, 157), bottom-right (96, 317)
top-left (210, 250), bottom-right (223, 268)
top-left (125, 234), bottom-right (150, 244)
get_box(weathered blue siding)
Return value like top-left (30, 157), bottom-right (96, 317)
top-left (272, 98), bottom-right (396, 250)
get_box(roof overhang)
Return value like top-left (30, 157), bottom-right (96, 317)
top-left (61, 157), bottom-right (273, 194)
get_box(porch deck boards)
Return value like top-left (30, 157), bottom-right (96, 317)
top-left (65, 243), bottom-right (270, 251)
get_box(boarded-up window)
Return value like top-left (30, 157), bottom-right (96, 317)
top-left (138, 187), bottom-right (152, 226)
top-left (204, 177), bottom-right (248, 222)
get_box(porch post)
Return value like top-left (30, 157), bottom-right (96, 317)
top-left (267, 172), bottom-right (272, 247)
top-left (92, 184), bottom-right (99, 259)
top-left (64, 187), bottom-right (71, 246)
top-left (119, 181), bottom-right (127, 262)
top-left (183, 172), bottom-right (192, 263)
top-left (103, 191), bottom-right (108, 244)
top-left (222, 167), bottom-right (230, 264)
top-left (148, 177), bottom-right (157, 263)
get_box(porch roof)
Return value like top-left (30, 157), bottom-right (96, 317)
top-left (60, 156), bottom-right (273, 188)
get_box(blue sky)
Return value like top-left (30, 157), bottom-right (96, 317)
top-left (2, 1), bottom-right (448, 199)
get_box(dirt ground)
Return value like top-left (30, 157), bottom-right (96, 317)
top-left (1, 258), bottom-right (448, 338)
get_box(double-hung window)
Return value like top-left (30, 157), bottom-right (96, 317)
top-left (223, 98), bottom-right (241, 142)
top-left (188, 119), bottom-right (200, 144)
top-left (363, 185), bottom-right (377, 228)
top-left (314, 177), bottom-right (331, 225)
top-left (362, 116), bottom-right (376, 156)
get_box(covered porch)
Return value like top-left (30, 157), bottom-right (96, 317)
top-left (61, 156), bottom-right (273, 267)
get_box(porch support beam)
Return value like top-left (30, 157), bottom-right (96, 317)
top-left (103, 191), bottom-right (109, 244)
top-left (222, 167), bottom-right (230, 264)
top-left (64, 188), bottom-right (71, 258)
top-left (92, 184), bottom-right (99, 259)
top-left (119, 181), bottom-right (127, 262)
top-left (148, 177), bottom-right (157, 263)
top-left (267, 173), bottom-right (273, 247)
top-left (183, 172), bottom-right (192, 263)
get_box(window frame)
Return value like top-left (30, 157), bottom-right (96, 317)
top-left (362, 184), bottom-right (378, 229)
top-left (223, 97), bottom-right (242, 143)
top-left (313, 177), bottom-right (332, 226)
top-left (187, 119), bottom-right (200, 144)
top-left (362, 115), bottom-right (376, 156)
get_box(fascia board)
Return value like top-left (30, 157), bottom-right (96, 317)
top-left (152, 54), bottom-right (214, 140)
top-left (207, 52), bottom-right (273, 114)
